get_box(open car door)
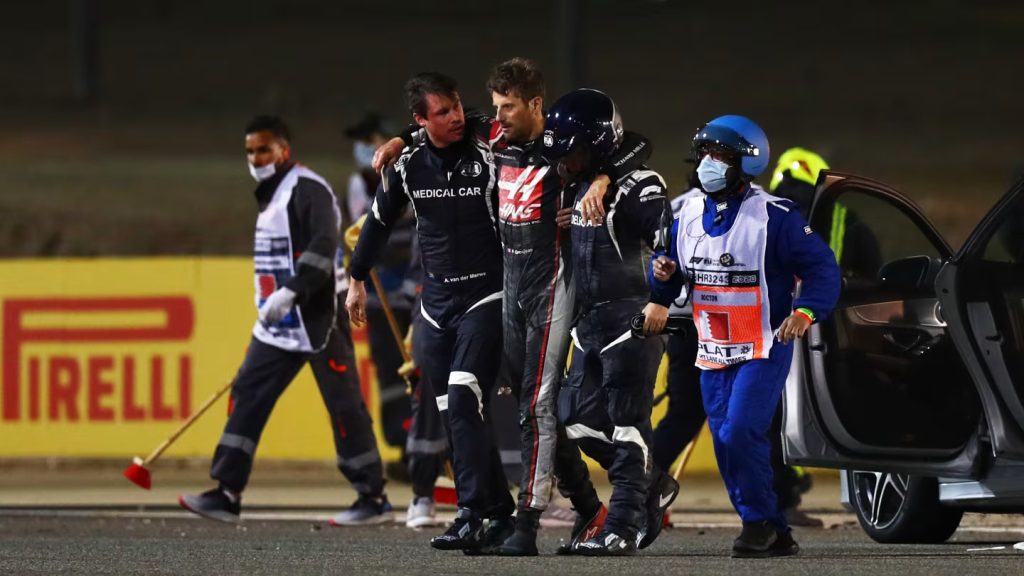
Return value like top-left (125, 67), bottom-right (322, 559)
top-left (935, 178), bottom-right (1024, 459)
top-left (783, 171), bottom-right (984, 478)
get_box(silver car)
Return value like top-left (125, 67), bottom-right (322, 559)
top-left (783, 171), bottom-right (1024, 543)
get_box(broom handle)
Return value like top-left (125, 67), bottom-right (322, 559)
top-left (672, 425), bottom-right (703, 483)
top-left (142, 380), bottom-right (233, 466)
top-left (368, 269), bottom-right (412, 365)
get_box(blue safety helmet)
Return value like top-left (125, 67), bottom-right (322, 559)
top-left (691, 115), bottom-right (770, 180)
top-left (542, 88), bottom-right (623, 163)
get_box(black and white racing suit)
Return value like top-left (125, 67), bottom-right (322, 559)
top-left (560, 167), bottom-right (672, 539)
top-left (400, 116), bottom-right (652, 514)
top-left (351, 136), bottom-right (514, 518)
top-left (492, 127), bottom-right (654, 515)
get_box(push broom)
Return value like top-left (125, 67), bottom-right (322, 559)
top-left (123, 380), bottom-right (233, 489)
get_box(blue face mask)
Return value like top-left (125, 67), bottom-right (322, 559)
top-left (697, 155), bottom-right (731, 193)
top-left (353, 141), bottom-right (376, 169)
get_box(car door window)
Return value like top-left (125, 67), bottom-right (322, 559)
top-left (813, 185), bottom-right (980, 454)
top-left (958, 187), bottom-right (1024, 415)
top-left (827, 192), bottom-right (933, 287)
top-left (980, 198), bottom-right (1024, 264)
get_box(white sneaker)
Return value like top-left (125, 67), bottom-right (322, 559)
top-left (405, 496), bottom-right (437, 528)
top-left (540, 500), bottom-right (577, 528)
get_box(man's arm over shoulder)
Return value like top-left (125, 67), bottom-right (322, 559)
top-left (624, 172), bottom-right (670, 248)
top-left (350, 165), bottom-right (409, 281)
top-left (465, 109), bottom-right (498, 144)
top-left (601, 131), bottom-right (653, 181)
top-left (774, 202), bottom-right (842, 322)
top-left (285, 177), bottom-right (339, 305)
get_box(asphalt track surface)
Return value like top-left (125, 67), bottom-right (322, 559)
top-left (1, 511), bottom-right (1022, 576)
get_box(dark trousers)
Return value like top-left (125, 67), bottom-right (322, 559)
top-left (651, 334), bottom-right (705, 472)
top-left (366, 305), bottom-right (412, 447)
top-left (558, 302), bottom-right (664, 539)
top-left (407, 311), bottom-right (447, 499)
top-left (701, 342), bottom-right (793, 529)
top-left (417, 300), bottom-right (514, 518)
top-left (210, 321), bottom-right (383, 496)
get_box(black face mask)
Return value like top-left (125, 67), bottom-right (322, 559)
top-left (556, 144), bottom-right (596, 184)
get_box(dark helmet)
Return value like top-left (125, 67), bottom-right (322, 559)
top-left (542, 88), bottom-right (623, 163)
top-left (691, 115), bottom-right (770, 180)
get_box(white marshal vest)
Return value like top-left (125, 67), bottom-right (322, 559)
top-left (676, 187), bottom-right (775, 370)
top-left (252, 165), bottom-right (339, 353)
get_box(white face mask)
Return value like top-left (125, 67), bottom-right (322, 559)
top-left (353, 141), bottom-right (376, 169)
top-left (696, 155), bottom-right (731, 193)
top-left (248, 162), bottom-right (277, 182)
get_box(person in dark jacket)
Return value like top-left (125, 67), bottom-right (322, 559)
top-left (179, 115), bottom-right (389, 526)
top-left (347, 73), bottom-right (515, 554)
top-left (542, 89), bottom-right (674, 556)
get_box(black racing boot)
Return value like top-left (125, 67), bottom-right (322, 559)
top-left (430, 508), bottom-right (484, 551)
top-left (769, 528), bottom-right (800, 557)
top-left (495, 508), bottom-right (541, 556)
top-left (556, 503), bottom-right (608, 555)
top-left (638, 472), bottom-right (680, 549)
top-left (732, 520), bottom-right (791, 558)
top-left (575, 530), bottom-right (637, 556)
top-left (463, 514), bottom-right (516, 556)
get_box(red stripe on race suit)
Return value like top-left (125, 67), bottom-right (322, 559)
top-left (525, 221), bottom-right (562, 506)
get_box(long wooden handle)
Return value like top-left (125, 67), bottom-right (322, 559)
top-left (672, 427), bottom-right (702, 483)
top-left (142, 380), bottom-right (233, 466)
top-left (368, 269), bottom-right (412, 365)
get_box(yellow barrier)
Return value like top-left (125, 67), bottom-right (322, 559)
top-left (0, 258), bottom-right (715, 472)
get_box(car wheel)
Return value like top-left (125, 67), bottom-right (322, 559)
top-left (847, 470), bottom-right (963, 543)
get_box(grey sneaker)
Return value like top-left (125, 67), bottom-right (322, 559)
top-left (330, 495), bottom-right (394, 526)
top-left (179, 487), bottom-right (240, 524)
top-left (405, 497), bottom-right (438, 528)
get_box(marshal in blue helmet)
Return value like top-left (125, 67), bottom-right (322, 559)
top-left (650, 114), bottom-right (841, 559)
top-left (691, 115), bottom-right (770, 195)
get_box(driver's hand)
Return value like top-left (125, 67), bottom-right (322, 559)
top-left (371, 137), bottom-right (406, 173)
top-left (581, 175), bottom-right (610, 225)
top-left (641, 302), bottom-right (669, 336)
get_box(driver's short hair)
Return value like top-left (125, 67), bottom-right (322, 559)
top-left (486, 57), bottom-right (545, 103)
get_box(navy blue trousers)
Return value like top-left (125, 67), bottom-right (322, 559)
top-left (700, 341), bottom-right (793, 529)
top-left (416, 299), bottom-right (514, 518)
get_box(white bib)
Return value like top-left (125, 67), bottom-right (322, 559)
top-left (251, 166), bottom-right (337, 352)
top-left (676, 187), bottom-right (775, 369)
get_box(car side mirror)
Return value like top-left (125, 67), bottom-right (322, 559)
top-left (878, 255), bottom-right (939, 293)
